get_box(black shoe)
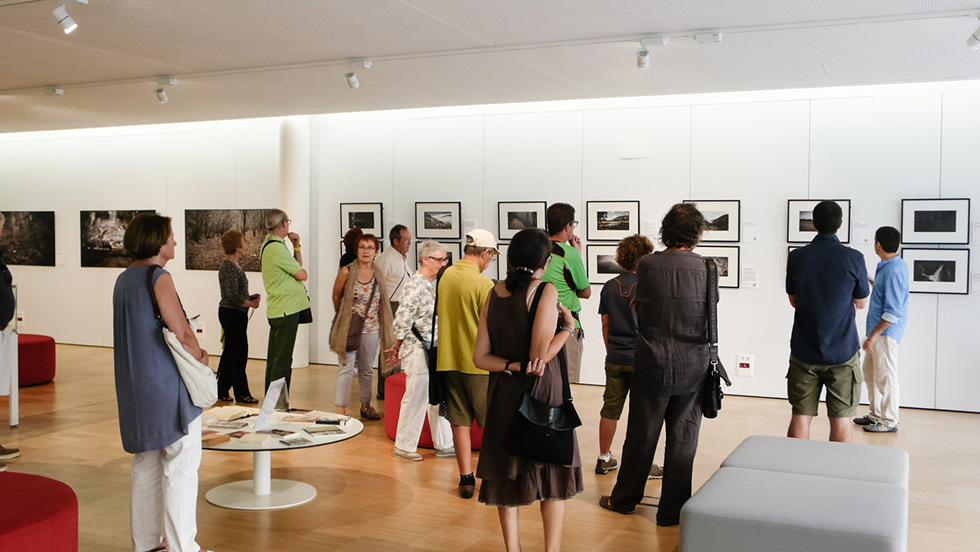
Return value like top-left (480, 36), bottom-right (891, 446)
top-left (459, 473), bottom-right (476, 499)
top-left (853, 415), bottom-right (873, 426)
top-left (599, 495), bottom-right (635, 515)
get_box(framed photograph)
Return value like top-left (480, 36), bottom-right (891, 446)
top-left (694, 245), bottom-right (741, 288)
top-left (0, 211), bottom-right (55, 266)
top-left (586, 244), bottom-right (624, 284)
top-left (498, 201), bottom-right (546, 241)
top-left (185, 209), bottom-right (268, 271)
top-left (683, 200), bottom-right (740, 242)
top-left (415, 202), bottom-right (461, 240)
top-left (787, 199), bottom-right (851, 243)
top-left (339, 203), bottom-right (383, 238)
top-left (80, 210), bottom-right (154, 267)
top-left (586, 201), bottom-right (640, 242)
top-left (901, 199), bottom-right (970, 244)
top-left (416, 241), bottom-right (461, 270)
top-left (903, 248), bottom-right (970, 294)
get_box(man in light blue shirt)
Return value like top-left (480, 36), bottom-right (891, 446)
top-left (854, 226), bottom-right (909, 433)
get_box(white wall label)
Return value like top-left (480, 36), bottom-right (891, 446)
top-left (973, 222), bottom-right (980, 244)
top-left (741, 266), bottom-right (759, 289)
top-left (742, 221), bottom-right (759, 242)
top-left (852, 221), bottom-right (872, 244)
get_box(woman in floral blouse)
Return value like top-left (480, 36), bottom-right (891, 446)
top-left (384, 241), bottom-right (454, 461)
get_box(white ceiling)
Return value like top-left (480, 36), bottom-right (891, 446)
top-left (2, 0), bottom-right (980, 134)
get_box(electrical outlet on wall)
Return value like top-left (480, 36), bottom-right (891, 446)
top-left (736, 353), bottom-right (754, 377)
top-left (16, 311), bottom-right (25, 329)
top-left (196, 321), bottom-right (205, 339)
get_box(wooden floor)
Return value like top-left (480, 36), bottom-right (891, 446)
top-left (2, 345), bottom-right (979, 552)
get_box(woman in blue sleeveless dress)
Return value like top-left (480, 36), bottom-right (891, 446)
top-left (113, 213), bottom-right (212, 552)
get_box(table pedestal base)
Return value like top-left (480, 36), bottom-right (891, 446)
top-left (205, 479), bottom-right (316, 510)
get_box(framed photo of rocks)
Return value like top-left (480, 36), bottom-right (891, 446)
top-left (901, 198), bottom-right (970, 244)
top-left (80, 210), bottom-right (153, 268)
top-left (0, 211), bottom-right (55, 266)
top-left (693, 245), bottom-right (741, 288)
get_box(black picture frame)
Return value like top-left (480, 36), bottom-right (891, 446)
top-left (415, 202), bottom-right (461, 240)
top-left (901, 198), bottom-right (971, 245)
top-left (586, 200), bottom-right (640, 242)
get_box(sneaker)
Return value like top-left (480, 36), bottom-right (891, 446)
top-left (595, 456), bottom-right (619, 474)
top-left (863, 422), bottom-right (898, 433)
top-left (853, 416), bottom-right (874, 426)
top-left (434, 447), bottom-right (456, 458)
top-left (392, 447), bottom-right (423, 461)
top-left (648, 463), bottom-right (664, 479)
top-left (458, 473), bottom-right (476, 499)
top-left (0, 445), bottom-right (19, 461)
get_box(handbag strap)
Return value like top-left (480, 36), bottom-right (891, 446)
top-left (524, 283), bottom-right (573, 403)
top-left (704, 258), bottom-right (732, 386)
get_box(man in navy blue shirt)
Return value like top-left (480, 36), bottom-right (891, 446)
top-left (785, 201), bottom-right (870, 443)
top-left (853, 226), bottom-right (909, 433)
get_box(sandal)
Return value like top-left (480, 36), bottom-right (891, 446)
top-left (217, 395), bottom-right (233, 402)
top-left (360, 404), bottom-right (381, 421)
top-left (237, 396), bottom-right (259, 404)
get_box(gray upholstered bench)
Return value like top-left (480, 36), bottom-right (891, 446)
top-left (680, 436), bottom-right (909, 552)
top-left (680, 467), bottom-right (907, 552)
top-left (721, 434), bottom-right (909, 488)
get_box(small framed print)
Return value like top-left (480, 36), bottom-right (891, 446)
top-left (586, 244), bottom-right (624, 284)
top-left (340, 203), bottom-right (383, 238)
top-left (417, 241), bottom-right (461, 270)
top-left (683, 200), bottom-right (740, 242)
top-left (490, 243), bottom-right (511, 280)
top-left (787, 199), bottom-right (851, 243)
top-left (904, 248), bottom-right (970, 294)
top-left (498, 201), bottom-right (546, 241)
top-left (586, 201), bottom-right (640, 242)
top-left (694, 245), bottom-right (740, 288)
top-left (415, 202), bottom-right (461, 240)
top-left (901, 199), bottom-right (970, 244)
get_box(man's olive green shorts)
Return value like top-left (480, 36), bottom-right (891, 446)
top-left (442, 371), bottom-right (488, 428)
top-left (786, 352), bottom-right (862, 418)
top-left (600, 362), bottom-right (634, 420)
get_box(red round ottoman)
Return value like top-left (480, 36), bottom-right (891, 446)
top-left (0, 472), bottom-right (78, 551)
top-left (18, 333), bottom-right (56, 387)
top-left (384, 371), bottom-right (483, 450)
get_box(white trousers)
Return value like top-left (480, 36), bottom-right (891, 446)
top-left (0, 327), bottom-right (14, 396)
top-left (394, 346), bottom-right (453, 452)
top-left (131, 416), bottom-right (202, 552)
top-left (335, 331), bottom-right (380, 407)
top-left (862, 335), bottom-right (900, 427)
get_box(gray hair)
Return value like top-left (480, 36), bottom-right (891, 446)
top-left (417, 240), bottom-right (445, 263)
top-left (265, 209), bottom-right (288, 231)
top-left (0, 212), bottom-right (5, 226)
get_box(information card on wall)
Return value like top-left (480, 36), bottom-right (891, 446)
top-left (852, 221), bottom-right (872, 245)
top-left (741, 221), bottom-right (759, 243)
top-left (741, 266), bottom-right (759, 289)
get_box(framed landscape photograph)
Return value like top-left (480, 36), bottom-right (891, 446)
top-left (339, 203), bottom-right (383, 238)
top-left (903, 248), bottom-right (970, 294)
top-left (586, 201), bottom-right (640, 242)
top-left (0, 211), bottom-right (55, 266)
top-left (787, 199), bottom-right (851, 243)
top-left (185, 209), bottom-right (268, 271)
top-left (80, 210), bottom-right (153, 267)
top-left (586, 244), bottom-right (624, 284)
top-left (901, 198), bottom-right (970, 244)
top-left (498, 201), bottom-right (546, 241)
top-left (694, 245), bottom-right (741, 288)
top-left (415, 202), bottom-right (461, 240)
top-left (683, 200), bottom-right (740, 242)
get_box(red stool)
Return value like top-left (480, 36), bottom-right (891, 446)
top-left (384, 371), bottom-right (483, 449)
top-left (18, 333), bottom-right (56, 387)
top-left (0, 472), bottom-right (78, 551)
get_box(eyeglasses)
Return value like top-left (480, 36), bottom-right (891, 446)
top-left (570, 220), bottom-right (579, 228)
top-left (358, 245), bottom-right (376, 251)
top-left (284, 219), bottom-right (292, 225)
top-left (427, 256), bottom-right (448, 263)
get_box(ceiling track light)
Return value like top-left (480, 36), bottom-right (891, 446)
top-left (636, 45), bottom-right (650, 69)
top-left (51, 4), bottom-right (77, 34)
top-left (968, 19), bottom-right (980, 49)
top-left (154, 76), bottom-right (176, 103)
top-left (695, 32), bottom-right (723, 44)
top-left (344, 60), bottom-right (372, 89)
top-left (155, 88), bottom-right (168, 103)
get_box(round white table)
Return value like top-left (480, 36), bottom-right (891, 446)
top-left (202, 414), bottom-right (363, 510)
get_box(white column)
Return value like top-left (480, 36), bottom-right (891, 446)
top-left (279, 117), bottom-right (312, 369)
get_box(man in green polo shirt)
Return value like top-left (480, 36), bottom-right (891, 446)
top-left (542, 202), bottom-right (590, 383)
top-left (261, 209), bottom-right (309, 408)
top-left (437, 228), bottom-right (498, 499)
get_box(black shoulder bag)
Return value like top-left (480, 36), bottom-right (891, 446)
top-left (504, 283), bottom-right (583, 465)
top-left (702, 257), bottom-right (732, 419)
top-left (261, 239), bottom-right (312, 324)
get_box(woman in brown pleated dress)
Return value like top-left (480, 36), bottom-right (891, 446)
top-left (473, 228), bottom-right (583, 552)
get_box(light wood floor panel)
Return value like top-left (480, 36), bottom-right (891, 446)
top-left (1, 344), bottom-right (978, 551)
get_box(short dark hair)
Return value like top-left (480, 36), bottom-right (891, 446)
top-left (343, 227), bottom-right (363, 253)
top-left (389, 224), bottom-right (408, 245)
top-left (220, 230), bottom-right (244, 255)
top-left (616, 234), bottom-right (654, 271)
top-left (812, 201), bottom-right (843, 234)
top-left (875, 226), bottom-right (901, 253)
top-left (124, 213), bottom-right (172, 260)
top-left (546, 203), bottom-right (575, 236)
top-left (659, 203), bottom-right (705, 249)
top-left (357, 233), bottom-right (381, 252)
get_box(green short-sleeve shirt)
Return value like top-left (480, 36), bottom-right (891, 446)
top-left (542, 241), bottom-right (589, 325)
top-left (261, 235), bottom-right (309, 318)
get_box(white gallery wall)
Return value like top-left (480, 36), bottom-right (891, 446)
top-left (2, 81), bottom-right (979, 412)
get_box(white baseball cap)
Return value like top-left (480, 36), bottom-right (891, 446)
top-left (466, 228), bottom-right (500, 254)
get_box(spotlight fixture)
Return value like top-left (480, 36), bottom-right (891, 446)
top-left (968, 20), bottom-right (980, 50)
top-left (155, 88), bottom-right (168, 104)
top-left (51, 4), bottom-right (77, 34)
top-left (636, 46), bottom-right (650, 69)
top-left (345, 71), bottom-right (359, 89)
